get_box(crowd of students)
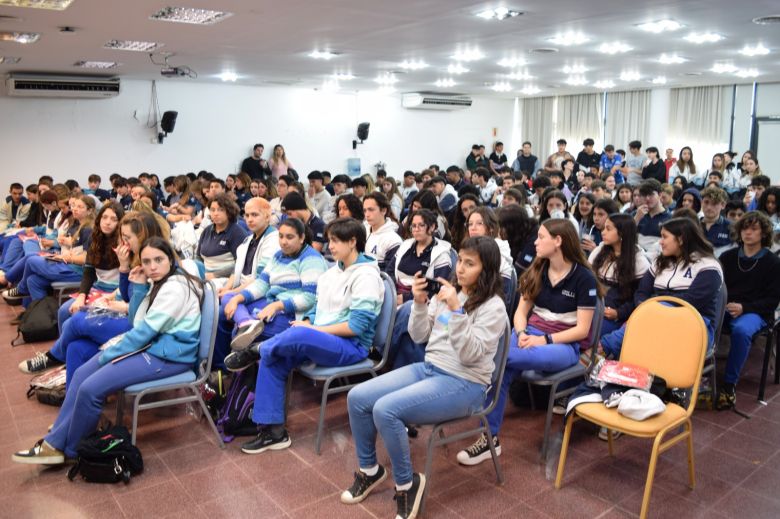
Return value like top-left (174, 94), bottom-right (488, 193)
top-left (4, 137), bottom-right (780, 519)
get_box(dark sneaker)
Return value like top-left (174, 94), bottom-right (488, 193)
top-left (552, 396), bottom-right (568, 415)
top-left (224, 345), bottom-right (260, 372)
top-left (230, 320), bottom-right (265, 351)
top-left (340, 465), bottom-right (387, 504)
top-left (12, 439), bottom-right (65, 465)
top-left (456, 433), bottom-right (501, 466)
top-left (241, 427), bottom-right (291, 454)
top-left (717, 386), bottom-right (736, 410)
top-left (394, 473), bottom-right (426, 519)
top-left (19, 352), bottom-right (62, 374)
top-left (3, 286), bottom-right (23, 305)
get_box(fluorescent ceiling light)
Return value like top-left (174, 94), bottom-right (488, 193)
top-left (74, 60), bottom-right (119, 69)
top-left (476, 7), bottom-right (521, 20)
top-left (651, 76), bottom-right (668, 84)
top-left (620, 71), bottom-right (641, 81)
top-left (735, 68), bottom-right (759, 78)
top-left (218, 71), bottom-right (238, 82)
top-left (150, 6), bottom-right (232, 25)
top-left (491, 82), bottom-right (512, 92)
top-left (333, 73), bottom-right (355, 81)
top-left (593, 80), bottom-right (615, 89)
top-left (636, 19), bottom-right (684, 33)
top-left (398, 59), bottom-right (428, 70)
top-left (548, 32), bottom-right (590, 46)
top-left (0, 31), bottom-right (40, 44)
top-left (658, 53), bottom-right (687, 64)
top-left (309, 50), bottom-right (340, 60)
top-left (0, 0), bottom-right (74, 9)
top-left (565, 76), bottom-right (588, 86)
top-left (684, 32), bottom-right (723, 44)
top-left (104, 40), bottom-right (163, 51)
top-left (497, 57), bottom-right (526, 67)
top-left (447, 63), bottom-right (469, 74)
top-left (374, 73), bottom-right (398, 85)
top-left (435, 78), bottom-right (456, 88)
top-left (711, 62), bottom-right (738, 73)
top-left (562, 64), bottom-right (588, 74)
top-left (0, 56), bottom-right (21, 64)
top-left (506, 70), bottom-right (533, 80)
top-left (451, 49), bottom-right (484, 61)
top-left (520, 86), bottom-right (540, 95)
top-left (740, 44), bottom-right (770, 56)
top-left (598, 42), bottom-right (632, 54)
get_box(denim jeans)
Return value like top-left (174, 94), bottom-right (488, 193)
top-left (348, 362), bottom-right (485, 485)
top-left (723, 312), bottom-right (766, 385)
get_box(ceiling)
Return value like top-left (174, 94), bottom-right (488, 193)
top-left (0, 0), bottom-right (779, 97)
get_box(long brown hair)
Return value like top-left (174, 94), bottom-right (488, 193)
top-left (655, 217), bottom-right (714, 272)
top-left (519, 219), bottom-right (604, 301)
top-left (86, 202), bottom-right (124, 268)
top-left (456, 236), bottom-right (504, 314)
top-left (120, 212), bottom-right (168, 267)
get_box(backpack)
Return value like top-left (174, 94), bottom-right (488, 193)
top-left (67, 425), bottom-right (143, 484)
top-left (12, 296), bottom-right (59, 346)
top-left (216, 363), bottom-right (259, 442)
top-left (26, 365), bottom-right (66, 406)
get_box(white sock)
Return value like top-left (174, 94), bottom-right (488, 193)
top-left (396, 481), bottom-right (412, 492)
top-left (360, 465), bottom-right (379, 477)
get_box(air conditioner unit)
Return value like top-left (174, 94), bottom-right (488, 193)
top-left (402, 93), bottom-right (472, 110)
top-left (5, 74), bottom-right (121, 98)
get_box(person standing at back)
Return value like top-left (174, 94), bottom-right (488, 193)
top-left (241, 144), bottom-right (270, 181)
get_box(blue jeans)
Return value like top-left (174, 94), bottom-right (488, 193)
top-left (253, 327), bottom-right (367, 425)
top-left (486, 327), bottom-right (580, 435)
top-left (45, 352), bottom-right (190, 458)
top-left (348, 362), bottom-right (485, 485)
top-left (389, 301), bottom-right (427, 369)
top-left (723, 313), bottom-right (766, 385)
top-left (18, 255), bottom-right (81, 303)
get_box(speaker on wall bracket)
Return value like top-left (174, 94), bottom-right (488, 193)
top-left (157, 110), bottom-right (178, 144)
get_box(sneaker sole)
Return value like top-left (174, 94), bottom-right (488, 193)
top-left (11, 454), bottom-right (64, 465)
top-left (598, 430), bottom-right (623, 441)
top-left (231, 321), bottom-right (265, 351)
top-left (340, 469), bottom-right (388, 504)
top-left (408, 473), bottom-right (426, 519)
top-left (224, 360), bottom-right (255, 373)
top-left (241, 437), bottom-right (291, 454)
top-left (456, 445), bottom-right (502, 466)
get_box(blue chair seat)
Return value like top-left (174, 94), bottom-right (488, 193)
top-left (298, 359), bottom-right (375, 378)
top-left (125, 371), bottom-right (196, 392)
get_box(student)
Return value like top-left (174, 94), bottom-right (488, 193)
top-left (466, 207), bottom-right (514, 279)
top-left (700, 186), bottom-right (734, 255)
top-left (12, 237), bottom-right (204, 466)
top-left (600, 217), bottom-right (723, 359)
top-left (233, 173), bottom-right (253, 213)
top-left (589, 213), bottom-right (651, 336)
top-left (450, 194), bottom-right (481, 249)
top-left (402, 190), bottom-right (449, 241)
top-left (545, 139), bottom-right (574, 173)
top-left (642, 146), bottom-right (666, 184)
top-left (582, 198), bottom-right (619, 253)
top-left (679, 188), bottom-right (702, 214)
top-left (281, 191), bottom-right (327, 251)
top-left (573, 193), bottom-right (596, 244)
top-left (725, 200), bottom-right (746, 223)
top-left (223, 218), bottom-right (384, 454)
top-left (341, 236), bottom-right (504, 518)
top-left (195, 193), bottom-right (248, 281)
top-left (744, 174), bottom-right (770, 212)
top-left (623, 140), bottom-right (647, 186)
top-left (363, 192), bottom-right (402, 274)
top-left (457, 219), bottom-right (600, 465)
top-left (548, 170), bottom-right (575, 202)
top-left (757, 186), bottom-right (780, 228)
top-left (489, 141), bottom-right (509, 173)
top-left (616, 184), bottom-right (634, 213)
top-left (473, 168), bottom-right (498, 206)
top-left (429, 176), bottom-right (458, 216)
top-left (539, 190), bottom-right (579, 231)
top-left (380, 177), bottom-right (404, 221)
top-left (599, 145), bottom-right (624, 183)
top-left (668, 146), bottom-right (697, 184)
top-left (307, 171), bottom-right (332, 220)
top-left (498, 204), bottom-right (538, 275)
top-left (633, 179), bottom-right (671, 255)
top-left (0, 182), bottom-right (30, 231)
top-left (717, 212), bottom-right (780, 409)
top-left (659, 183), bottom-right (676, 211)
top-left (335, 194), bottom-right (364, 220)
top-left (269, 144), bottom-right (293, 180)
top-left (576, 138), bottom-right (601, 172)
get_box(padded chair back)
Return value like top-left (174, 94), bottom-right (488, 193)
top-left (482, 320), bottom-right (512, 415)
top-left (503, 268), bottom-right (517, 310)
top-left (372, 273), bottom-right (398, 356)
top-left (198, 281), bottom-right (219, 375)
top-left (581, 297), bottom-right (605, 353)
top-left (620, 296), bottom-right (708, 391)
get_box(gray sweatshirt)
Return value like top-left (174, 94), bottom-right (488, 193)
top-left (409, 293), bottom-right (506, 385)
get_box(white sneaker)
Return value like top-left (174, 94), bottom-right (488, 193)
top-left (598, 427), bottom-right (622, 441)
top-left (230, 320), bottom-right (265, 351)
top-left (456, 433), bottom-right (501, 466)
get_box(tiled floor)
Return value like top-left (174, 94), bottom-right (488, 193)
top-left (2, 300), bottom-right (780, 518)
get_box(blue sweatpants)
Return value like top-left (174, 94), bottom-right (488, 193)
top-left (252, 327), bottom-right (367, 425)
top-left (18, 255), bottom-right (81, 303)
top-left (5, 240), bottom-right (42, 285)
top-left (45, 352), bottom-right (190, 458)
top-left (723, 313), bottom-right (766, 385)
top-left (0, 235), bottom-right (24, 271)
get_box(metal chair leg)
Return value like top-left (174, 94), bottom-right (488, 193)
top-left (314, 378), bottom-right (333, 455)
top-left (758, 330), bottom-right (772, 403)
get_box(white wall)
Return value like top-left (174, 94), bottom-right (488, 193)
top-left (0, 80), bottom-right (514, 185)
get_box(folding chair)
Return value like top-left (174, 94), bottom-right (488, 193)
top-left (52, 281), bottom-right (81, 306)
top-left (702, 283), bottom-right (727, 404)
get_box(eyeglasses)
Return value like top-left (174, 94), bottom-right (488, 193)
top-left (410, 223), bottom-right (428, 229)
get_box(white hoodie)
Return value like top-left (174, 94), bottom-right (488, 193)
top-left (495, 238), bottom-right (514, 278)
top-left (365, 219), bottom-right (402, 268)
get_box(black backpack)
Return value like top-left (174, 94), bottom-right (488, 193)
top-left (12, 296), bottom-right (59, 346)
top-left (67, 425), bottom-right (143, 484)
top-left (216, 363), bottom-right (259, 442)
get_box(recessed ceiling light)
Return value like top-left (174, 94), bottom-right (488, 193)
top-left (520, 86), bottom-right (541, 95)
top-left (658, 53), bottom-right (687, 64)
top-left (740, 44), bottom-right (770, 56)
top-left (593, 80), bottom-right (615, 89)
top-left (636, 19), bottom-right (684, 33)
top-left (435, 78), bottom-right (456, 88)
top-left (752, 15), bottom-right (780, 25)
top-left (104, 40), bottom-right (164, 52)
top-left (506, 70), bottom-right (533, 80)
top-left (0, 31), bottom-right (40, 44)
top-left (447, 63), bottom-right (469, 74)
top-left (562, 64), bottom-right (588, 74)
top-left (711, 62), bottom-right (738, 74)
top-left (651, 76), bottom-right (668, 84)
top-left (497, 57), bottom-right (526, 68)
top-left (735, 68), bottom-right (760, 78)
top-left (374, 73), bottom-right (398, 85)
top-left (684, 32), bottom-right (723, 44)
top-left (398, 59), bottom-right (428, 70)
top-left (476, 7), bottom-right (522, 20)
top-left (150, 6), bottom-right (232, 25)
top-left (598, 42), bottom-right (632, 54)
top-left (451, 49), bottom-right (484, 62)
top-left (620, 71), bottom-right (641, 81)
top-left (74, 60), bottom-right (119, 69)
top-left (333, 72), bottom-right (355, 81)
top-left (308, 50), bottom-right (340, 60)
top-left (377, 86), bottom-right (396, 94)
top-left (491, 81), bottom-right (512, 92)
top-left (547, 32), bottom-right (589, 46)
top-left (218, 71), bottom-right (238, 82)
top-left (0, 0), bottom-right (73, 9)
top-left (565, 76), bottom-right (588, 86)
top-left (0, 56), bottom-right (21, 64)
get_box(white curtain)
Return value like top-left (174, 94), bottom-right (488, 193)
top-left (521, 96), bottom-right (555, 162)
top-left (605, 90), bottom-right (650, 148)
top-left (555, 93), bottom-right (604, 150)
top-left (668, 86), bottom-right (730, 143)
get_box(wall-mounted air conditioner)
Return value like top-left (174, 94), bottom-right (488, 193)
top-left (5, 74), bottom-right (121, 98)
top-left (401, 93), bottom-right (472, 110)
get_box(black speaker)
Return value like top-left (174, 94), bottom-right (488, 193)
top-left (357, 122), bottom-right (370, 142)
top-left (161, 111), bottom-right (178, 134)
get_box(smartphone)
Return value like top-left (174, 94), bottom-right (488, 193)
top-left (425, 277), bottom-right (441, 293)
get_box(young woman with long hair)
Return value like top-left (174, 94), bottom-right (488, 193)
top-left (498, 203), bottom-right (538, 275)
top-left (669, 146), bottom-right (697, 184)
top-left (466, 207), bottom-right (514, 279)
top-left (401, 189), bottom-right (449, 240)
top-left (269, 144), bottom-right (292, 180)
top-left (450, 193), bottom-right (481, 250)
top-left (336, 193), bottom-right (365, 221)
top-left (270, 174), bottom-right (294, 226)
top-left (381, 177), bottom-right (404, 220)
top-left (538, 189), bottom-right (579, 232)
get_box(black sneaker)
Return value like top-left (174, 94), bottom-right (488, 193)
top-left (340, 465), bottom-right (387, 504)
top-left (394, 473), bottom-right (426, 519)
top-left (717, 385), bottom-right (737, 410)
top-left (19, 352), bottom-right (62, 374)
top-left (240, 427), bottom-right (291, 454)
top-left (455, 433), bottom-right (501, 466)
top-left (224, 345), bottom-right (260, 372)
top-left (230, 320), bottom-right (265, 351)
top-left (552, 396), bottom-right (568, 415)
top-left (3, 286), bottom-right (23, 305)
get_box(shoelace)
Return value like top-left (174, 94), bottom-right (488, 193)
top-left (28, 352), bottom-right (48, 371)
top-left (466, 434), bottom-right (489, 455)
top-left (348, 472), bottom-right (371, 496)
top-left (394, 489), bottom-right (410, 517)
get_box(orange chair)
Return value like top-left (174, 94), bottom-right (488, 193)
top-left (554, 296), bottom-right (708, 519)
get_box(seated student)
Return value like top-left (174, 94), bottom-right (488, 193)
top-left (539, 189), bottom-right (580, 232)
top-left (600, 217), bottom-right (723, 360)
top-left (195, 193), bottom-right (247, 281)
top-left (340, 237), bottom-right (505, 518)
top-left (744, 174), bottom-right (770, 212)
top-left (659, 183), bottom-right (676, 211)
top-left (725, 200), bottom-right (746, 223)
top-left (757, 186), bottom-right (780, 228)
top-left (429, 176), bottom-right (457, 218)
top-left (280, 191), bottom-right (327, 251)
top-left (0, 182), bottom-right (31, 232)
top-left (642, 146), bottom-right (666, 184)
top-left (84, 174), bottom-right (112, 202)
top-left (222, 218), bottom-right (384, 454)
top-left (705, 170), bottom-right (723, 188)
top-left (589, 213), bottom-right (651, 336)
top-left (700, 186), bottom-right (734, 255)
top-left (114, 178), bottom-right (133, 211)
top-left (233, 173), bottom-right (253, 213)
top-left (220, 217), bottom-right (328, 355)
top-left (457, 219), bottom-right (600, 465)
top-left (616, 184), bottom-right (634, 213)
top-left (679, 188), bottom-right (702, 214)
top-left (717, 211), bottom-right (780, 409)
top-left (633, 179), bottom-right (671, 257)
top-left (12, 237), bottom-right (204, 466)
top-left (402, 189), bottom-right (449, 241)
top-left (0, 189), bottom-right (59, 282)
top-left (350, 176), bottom-right (369, 201)
top-left (582, 197), bottom-right (619, 254)
top-left (466, 207), bottom-right (514, 280)
top-left (392, 209), bottom-right (452, 305)
top-left (573, 193), bottom-right (596, 244)
top-left (499, 204), bottom-right (538, 275)
top-left (363, 192), bottom-right (402, 274)
top-left (450, 194), bottom-right (481, 249)
top-left (335, 193), bottom-right (364, 220)
top-left (548, 170), bottom-right (575, 202)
